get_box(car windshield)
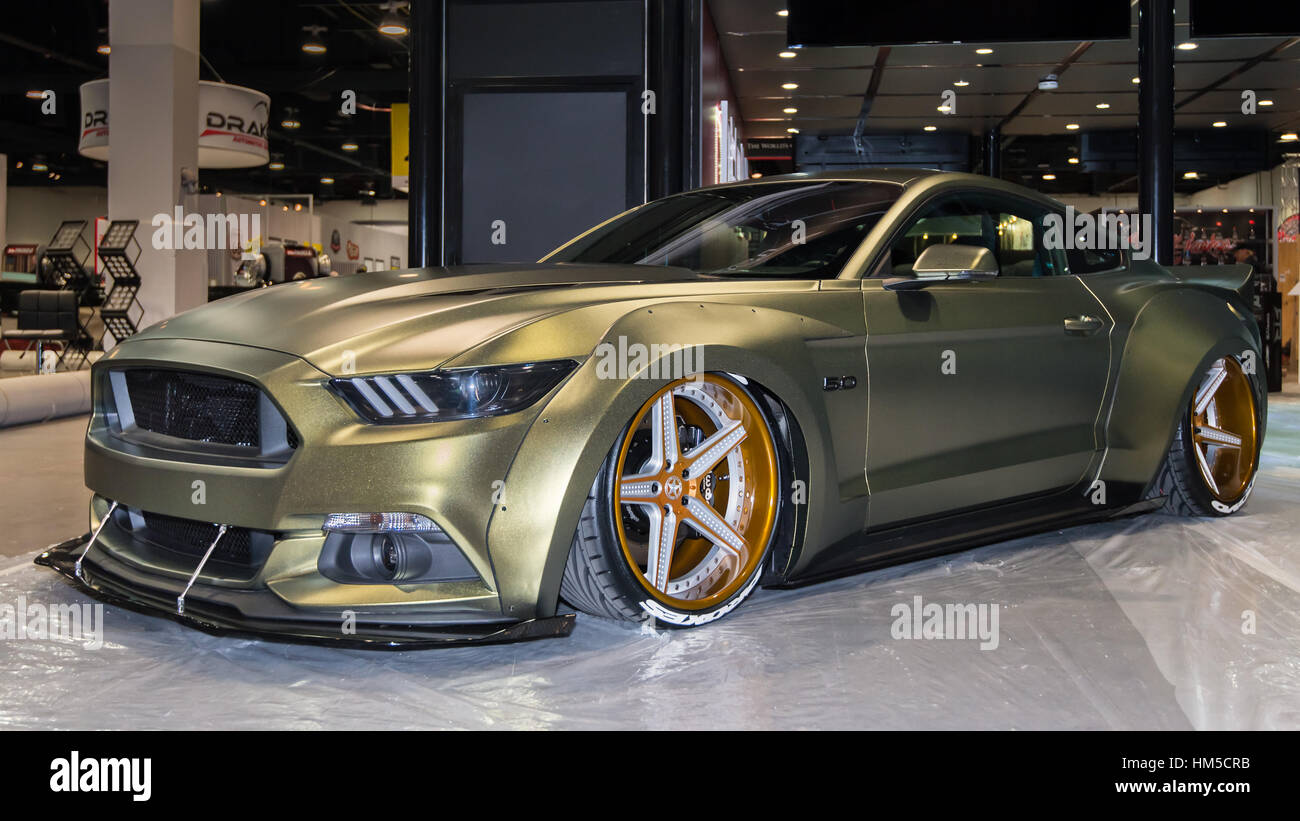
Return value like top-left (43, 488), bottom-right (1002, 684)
top-left (545, 180), bottom-right (903, 278)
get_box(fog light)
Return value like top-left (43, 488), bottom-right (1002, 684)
top-left (374, 535), bottom-right (402, 579)
top-left (323, 512), bottom-right (438, 533)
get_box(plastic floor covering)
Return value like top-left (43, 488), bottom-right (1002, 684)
top-left (2, 398), bottom-right (1298, 730)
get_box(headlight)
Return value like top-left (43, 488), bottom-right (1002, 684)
top-left (330, 360), bottom-right (576, 423)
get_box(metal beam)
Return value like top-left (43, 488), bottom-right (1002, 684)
top-left (852, 47), bottom-right (892, 152)
top-left (407, 0), bottom-right (445, 267)
top-left (1175, 38), bottom-right (1300, 111)
top-left (997, 41), bottom-right (1092, 132)
top-left (1138, 0), bottom-right (1174, 265)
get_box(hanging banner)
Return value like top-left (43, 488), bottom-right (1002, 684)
top-left (78, 79), bottom-right (270, 168)
top-left (390, 103), bottom-right (410, 193)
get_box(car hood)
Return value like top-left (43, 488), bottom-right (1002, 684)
top-left (129, 263), bottom-right (704, 375)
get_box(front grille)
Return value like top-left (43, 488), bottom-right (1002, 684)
top-left (124, 370), bottom-right (261, 448)
top-left (138, 511), bottom-right (254, 565)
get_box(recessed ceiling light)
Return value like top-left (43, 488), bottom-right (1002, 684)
top-left (1183, 171), bottom-right (1199, 179)
top-left (1259, 99), bottom-right (1274, 106)
top-left (295, 203), bottom-right (304, 212)
top-left (215, 191), bottom-right (222, 197)
top-left (1177, 42), bottom-right (1198, 50)
top-left (301, 42), bottom-right (326, 54)
top-left (781, 82), bottom-right (798, 90)
top-left (341, 142), bottom-right (359, 151)
top-left (953, 80), bottom-right (970, 87)
top-left (937, 105), bottom-right (952, 113)
top-left (258, 199), bottom-right (268, 206)
top-left (1066, 123), bottom-right (1080, 130)
top-left (1212, 121), bottom-right (1227, 128)
top-left (320, 176), bottom-right (335, 184)
top-left (787, 127), bottom-right (800, 134)
top-left (31, 163), bottom-right (47, 172)
top-left (1131, 76), bottom-right (1140, 84)
top-left (1042, 173), bottom-right (1056, 181)
top-left (779, 51), bottom-right (797, 59)
top-left (378, 20), bottom-right (408, 36)
top-left (268, 161), bottom-right (285, 171)
top-left (1095, 102), bottom-right (1110, 109)
top-left (1281, 132), bottom-right (1299, 142)
top-left (783, 107), bottom-right (798, 114)
top-left (25, 90), bottom-right (44, 100)
top-left (975, 48), bottom-right (994, 55)
top-left (923, 125), bottom-right (937, 132)
top-left (751, 172), bottom-right (764, 179)
top-left (281, 119), bottom-right (301, 129)
top-left (1222, 208), bottom-right (1229, 213)
top-left (1068, 157), bottom-right (1080, 164)
top-left (97, 44), bottom-right (111, 55)
top-left (777, 9), bottom-right (788, 16)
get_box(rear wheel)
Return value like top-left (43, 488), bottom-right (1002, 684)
top-left (560, 373), bottom-right (781, 626)
top-left (1153, 355), bottom-right (1260, 516)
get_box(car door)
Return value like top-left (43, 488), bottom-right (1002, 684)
top-left (862, 190), bottom-right (1111, 529)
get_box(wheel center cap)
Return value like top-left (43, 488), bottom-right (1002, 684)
top-left (664, 476), bottom-right (683, 500)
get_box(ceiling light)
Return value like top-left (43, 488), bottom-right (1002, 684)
top-left (281, 118), bottom-right (301, 129)
top-left (1068, 157), bottom-right (1080, 164)
top-left (975, 48), bottom-right (994, 55)
top-left (787, 127), bottom-right (800, 134)
top-left (320, 176), bottom-right (335, 184)
top-left (268, 161), bottom-right (285, 171)
top-left (258, 199), bottom-right (268, 206)
top-left (31, 162), bottom-right (47, 172)
top-left (779, 51), bottom-right (797, 59)
top-left (1212, 121), bottom-right (1227, 128)
top-left (215, 191), bottom-right (222, 197)
top-left (783, 107), bottom-right (798, 114)
top-left (14, 161), bottom-right (22, 169)
top-left (1042, 174), bottom-right (1056, 181)
top-left (1183, 171), bottom-right (1199, 179)
top-left (1177, 42), bottom-right (1198, 50)
top-left (923, 125), bottom-right (937, 132)
top-left (1131, 76), bottom-right (1140, 84)
top-left (379, 3), bottom-right (409, 36)
top-left (781, 82), bottom-right (798, 90)
top-left (937, 105), bottom-right (951, 113)
top-left (953, 80), bottom-right (970, 87)
top-left (282, 205), bottom-right (290, 212)
top-left (1066, 123), bottom-right (1080, 130)
top-left (1280, 132), bottom-right (1299, 142)
top-left (301, 42), bottom-right (326, 54)
top-left (777, 9), bottom-right (788, 16)
top-left (97, 45), bottom-right (111, 55)
top-left (1222, 208), bottom-right (1229, 213)
top-left (341, 142), bottom-right (359, 151)
top-left (25, 90), bottom-right (44, 100)
top-left (1095, 102), bottom-right (1110, 109)
top-left (1259, 99), bottom-right (1274, 106)
top-left (294, 203), bottom-right (304, 212)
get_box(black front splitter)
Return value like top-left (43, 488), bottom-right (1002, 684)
top-left (34, 535), bottom-right (575, 650)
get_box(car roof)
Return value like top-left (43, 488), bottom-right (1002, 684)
top-left (702, 168), bottom-right (1064, 211)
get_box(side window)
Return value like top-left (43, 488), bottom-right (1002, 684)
top-left (1066, 247), bottom-right (1128, 275)
top-left (883, 192), bottom-right (1062, 278)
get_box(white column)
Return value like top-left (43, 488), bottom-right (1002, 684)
top-left (108, 0), bottom-right (204, 328)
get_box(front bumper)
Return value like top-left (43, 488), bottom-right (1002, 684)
top-left (35, 535), bottom-right (575, 649)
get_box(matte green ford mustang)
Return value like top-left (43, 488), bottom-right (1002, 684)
top-left (37, 169), bottom-right (1265, 646)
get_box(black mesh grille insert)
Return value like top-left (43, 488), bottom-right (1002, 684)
top-left (137, 511), bottom-right (254, 566)
top-left (124, 369), bottom-right (260, 448)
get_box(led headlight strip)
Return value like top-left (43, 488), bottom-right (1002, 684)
top-left (330, 359), bottom-right (576, 423)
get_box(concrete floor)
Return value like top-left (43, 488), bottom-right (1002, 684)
top-left (0, 394), bottom-right (1298, 729)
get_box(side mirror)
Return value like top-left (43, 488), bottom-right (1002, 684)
top-left (884, 244), bottom-right (999, 291)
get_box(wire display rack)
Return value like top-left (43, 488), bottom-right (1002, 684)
top-left (96, 220), bottom-right (145, 347)
top-left (42, 220), bottom-right (96, 369)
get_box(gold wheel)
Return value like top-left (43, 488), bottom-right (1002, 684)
top-left (1189, 356), bottom-right (1258, 503)
top-left (613, 374), bottom-right (779, 611)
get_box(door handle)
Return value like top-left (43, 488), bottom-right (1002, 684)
top-left (1063, 315), bottom-right (1104, 335)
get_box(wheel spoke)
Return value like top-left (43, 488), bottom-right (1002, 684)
top-left (1195, 424), bottom-right (1242, 449)
top-left (1194, 364), bottom-right (1228, 415)
top-left (645, 505), bottom-right (678, 591)
top-left (649, 392), bottom-right (680, 473)
top-left (681, 496), bottom-right (747, 558)
top-left (682, 417), bottom-right (746, 478)
top-left (1193, 443), bottom-right (1220, 496)
top-left (618, 478), bottom-right (660, 502)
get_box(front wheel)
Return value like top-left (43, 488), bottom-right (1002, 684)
top-left (1153, 355), bottom-right (1261, 516)
top-left (560, 373), bottom-right (782, 627)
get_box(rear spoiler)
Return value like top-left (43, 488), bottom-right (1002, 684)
top-left (1169, 263), bottom-right (1255, 304)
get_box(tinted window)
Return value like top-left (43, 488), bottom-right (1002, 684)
top-left (1066, 247), bottom-right (1127, 275)
top-left (883, 192), bottom-right (1063, 278)
top-left (547, 180), bottom-right (902, 278)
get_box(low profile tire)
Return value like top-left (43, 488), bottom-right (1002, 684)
top-left (560, 373), bottom-right (782, 627)
top-left (1153, 355), bottom-right (1261, 516)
